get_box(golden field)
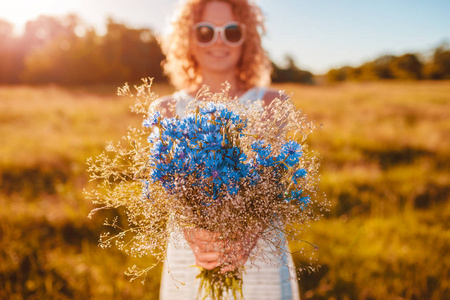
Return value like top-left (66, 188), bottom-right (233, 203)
top-left (0, 81), bottom-right (449, 299)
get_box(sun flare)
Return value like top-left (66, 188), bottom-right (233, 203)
top-left (0, 1), bottom-right (83, 34)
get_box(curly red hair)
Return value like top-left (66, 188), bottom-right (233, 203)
top-left (161, 0), bottom-right (272, 91)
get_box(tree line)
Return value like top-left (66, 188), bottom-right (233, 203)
top-left (0, 14), bottom-right (313, 86)
top-left (326, 43), bottom-right (450, 82)
top-left (0, 15), bottom-right (165, 85)
top-left (1, 14), bottom-right (448, 86)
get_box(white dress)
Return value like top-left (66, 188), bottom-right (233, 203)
top-left (159, 87), bottom-right (300, 300)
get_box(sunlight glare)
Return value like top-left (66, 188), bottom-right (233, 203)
top-left (0, 0), bottom-right (82, 35)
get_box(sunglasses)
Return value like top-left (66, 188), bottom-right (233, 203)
top-left (193, 22), bottom-right (245, 47)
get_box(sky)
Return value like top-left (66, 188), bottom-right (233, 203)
top-left (1, 0), bottom-right (449, 74)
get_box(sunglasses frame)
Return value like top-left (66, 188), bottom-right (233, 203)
top-left (193, 22), bottom-right (246, 47)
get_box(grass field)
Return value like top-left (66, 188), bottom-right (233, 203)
top-left (0, 81), bottom-right (449, 299)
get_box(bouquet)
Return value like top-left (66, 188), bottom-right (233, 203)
top-left (86, 79), bottom-right (326, 299)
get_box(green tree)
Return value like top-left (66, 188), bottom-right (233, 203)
top-left (426, 43), bottom-right (450, 79)
top-left (271, 55), bottom-right (313, 84)
top-left (21, 15), bottom-right (104, 84)
top-left (390, 53), bottom-right (423, 79)
top-left (99, 19), bottom-right (165, 84)
top-left (371, 55), bottom-right (395, 79)
top-left (0, 19), bottom-right (20, 83)
top-left (326, 66), bottom-right (357, 82)
top-left (21, 15), bottom-right (166, 85)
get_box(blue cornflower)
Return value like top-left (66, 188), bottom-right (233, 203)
top-left (218, 108), bottom-right (240, 124)
top-left (173, 144), bottom-right (188, 160)
top-left (219, 108), bottom-right (232, 120)
top-left (171, 144), bottom-right (190, 172)
top-left (203, 122), bottom-right (221, 134)
top-left (188, 149), bottom-right (207, 167)
top-left (278, 141), bottom-right (303, 167)
top-left (143, 111), bottom-right (160, 127)
top-left (226, 166), bottom-right (244, 185)
top-left (285, 190), bottom-right (310, 209)
top-left (162, 119), bottom-right (182, 140)
top-left (298, 195), bottom-right (310, 206)
top-left (201, 132), bottom-right (223, 151)
top-left (200, 102), bottom-right (222, 114)
top-left (173, 122), bottom-right (189, 139)
top-left (237, 163), bottom-right (250, 178)
top-left (255, 154), bottom-right (277, 167)
top-left (280, 141), bottom-right (302, 158)
top-left (292, 168), bottom-right (307, 184)
top-left (250, 142), bottom-right (277, 168)
top-left (151, 140), bottom-right (172, 160)
top-left (147, 127), bottom-right (160, 143)
top-left (224, 147), bottom-right (247, 166)
top-left (251, 141), bottom-right (273, 159)
top-left (182, 114), bottom-right (196, 126)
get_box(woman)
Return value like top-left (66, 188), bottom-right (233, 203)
top-left (158, 1), bottom-right (300, 299)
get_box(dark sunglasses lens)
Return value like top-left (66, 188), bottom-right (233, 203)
top-left (196, 25), bottom-right (214, 43)
top-left (224, 25), bottom-right (242, 43)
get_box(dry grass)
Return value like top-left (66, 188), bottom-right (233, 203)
top-left (0, 81), bottom-right (449, 299)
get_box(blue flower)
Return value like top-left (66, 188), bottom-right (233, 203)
top-left (200, 102), bottom-right (222, 114)
top-left (280, 141), bottom-right (302, 159)
top-left (202, 152), bottom-right (227, 185)
top-left (257, 156), bottom-right (277, 167)
top-left (282, 141), bottom-right (302, 154)
top-left (151, 140), bottom-right (172, 156)
top-left (224, 147), bottom-right (247, 166)
top-left (188, 149), bottom-right (207, 167)
top-left (285, 190), bottom-right (310, 209)
top-left (147, 127), bottom-right (160, 143)
top-left (145, 102), bottom-right (312, 205)
top-left (251, 141), bottom-right (272, 157)
top-left (203, 122), bottom-right (221, 134)
top-left (161, 118), bottom-right (183, 140)
top-left (251, 141), bottom-right (277, 167)
top-left (201, 132), bottom-right (223, 151)
top-left (143, 111), bottom-right (160, 127)
top-left (278, 141), bottom-right (303, 167)
top-left (150, 162), bottom-right (173, 184)
top-left (292, 168), bottom-right (307, 184)
top-left (218, 107), bottom-right (241, 125)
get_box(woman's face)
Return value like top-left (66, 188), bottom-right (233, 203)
top-left (192, 1), bottom-right (243, 75)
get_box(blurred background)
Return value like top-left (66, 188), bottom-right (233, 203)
top-left (0, 0), bottom-right (449, 299)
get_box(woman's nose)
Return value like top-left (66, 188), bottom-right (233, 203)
top-left (214, 32), bottom-right (225, 45)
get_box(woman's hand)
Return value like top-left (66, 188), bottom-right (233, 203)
top-left (220, 230), bottom-right (259, 273)
top-left (183, 228), bottom-right (260, 273)
top-left (183, 228), bottom-right (223, 270)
